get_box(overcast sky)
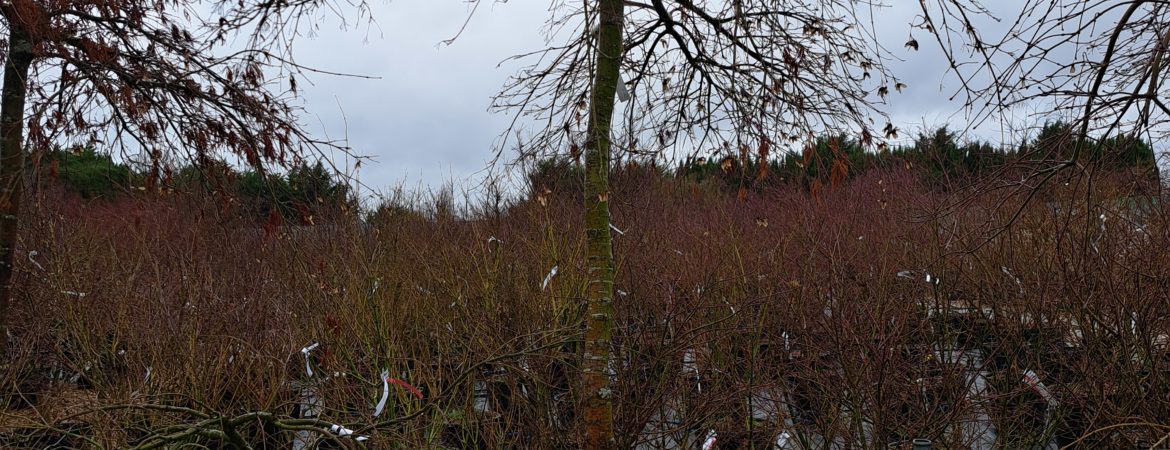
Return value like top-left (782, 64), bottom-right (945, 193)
top-left (283, 0), bottom-right (1038, 197)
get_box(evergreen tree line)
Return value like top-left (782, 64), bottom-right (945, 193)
top-left (678, 122), bottom-right (1157, 191)
top-left (38, 121), bottom-right (1158, 221)
top-left (36, 148), bottom-right (354, 223)
top-left (529, 122), bottom-right (1158, 198)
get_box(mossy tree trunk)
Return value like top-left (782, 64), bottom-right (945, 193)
top-left (582, 0), bottom-right (623, 448)
top-left (0, 19), bottom-right (35, 359)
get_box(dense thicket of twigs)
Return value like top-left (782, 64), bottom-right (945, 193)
top-left (1, 164), bottom-right (1167, 448)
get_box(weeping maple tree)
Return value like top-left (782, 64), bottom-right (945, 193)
top-left (0, 0), bottom-right (360, 357)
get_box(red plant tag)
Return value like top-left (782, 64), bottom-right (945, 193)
top-left (386, 377), bottom-right (423, 400)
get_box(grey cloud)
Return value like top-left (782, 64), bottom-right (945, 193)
top-left (287, 0), bottom-right (549, 194)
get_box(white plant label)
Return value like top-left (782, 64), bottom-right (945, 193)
top-left (27, 250), bottom-right (45, 271)
top-left (542, 265), bottom-right (558, 291)
top-left (374, 369), bottom-right (390, 417)
top-left (701, 430), bottom-right (718, 450)
top-left (329, 424), bottom-right (368, 441)
top-left (1022, 369), bottom-right (1056, 405)
top-left (301, 342), bottom-right (319, 378)
top-left (616, 76), bottom-right (631, 102)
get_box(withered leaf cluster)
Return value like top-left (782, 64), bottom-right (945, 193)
top-left (2, 0), bottom-right (360, 171)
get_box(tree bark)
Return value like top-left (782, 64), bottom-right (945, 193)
top-left (0, 23), bottom-right (35, 359)
top-left (582, 1), bottom-right (623, 448)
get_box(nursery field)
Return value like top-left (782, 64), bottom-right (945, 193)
top-left (2, 166), bottom-right (1168, 449)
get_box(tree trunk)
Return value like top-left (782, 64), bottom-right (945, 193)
top-left (0, 23), bottom-right (35, 359)
top-left (582, 1), bottom-right (623, 448)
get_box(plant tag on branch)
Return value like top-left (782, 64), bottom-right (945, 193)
top-left (616, 75), bottom-right (631, 102)
top-left (542, 265), bottom-right (558, 291)
top-left (701, 430), bottom-right (718, 450)
top-left (301, 342), bottom-right (319, 378)
top-left (589, 23), bottom-right (632, 102)
top-left (328, 424), bottom-right (368, 441)
top-left (27, 250), bottom-right (45, 271)
top-left (373, 369), bottom-right (390, 417)
top-left (388, 377), bottom-right (425, 400)
top-left (1022, 369), bottom-right (1057, 405)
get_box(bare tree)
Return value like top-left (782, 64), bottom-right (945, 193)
top-left (907, 0), bottom-right (1170, 245)
top-left (0, 0), bottom-right (365, 357)
top-left (921, 0), bottom-right (1170, 165)
top-left (494, 0), bottom-right (912, 161)
top-left (482, 1), bottom-right (915, 447)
